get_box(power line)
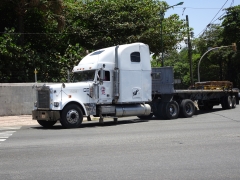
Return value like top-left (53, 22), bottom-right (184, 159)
top-left (206, 0), bottom-right (235, 26)
top-left (212, 12), bottom-right (226, 23)
top-left (196, 0), bottom-right (229, 37)
top-left (176, 7), bottom-right (224, 10)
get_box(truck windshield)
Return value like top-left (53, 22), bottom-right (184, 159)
top-left (72, 70), bottom-right (96, 82)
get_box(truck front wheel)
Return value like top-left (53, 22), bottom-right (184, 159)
top-left (37, 120), bottom-right (57, 128)
top-left (60, 104), bottom-right (83, 128)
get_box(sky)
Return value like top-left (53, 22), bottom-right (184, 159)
top-left (164, 0), bottom-right (239, 37)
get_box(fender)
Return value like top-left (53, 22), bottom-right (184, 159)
top-left (62, 100), bottom-right (89, 116)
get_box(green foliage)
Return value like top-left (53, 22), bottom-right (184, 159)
top-left (163, 48), bottom-right (192, 88)
top-left (0, 0), bottom-right (188, 83)
top-left (192, 6), bottom-right (240, 88)
top-left (171, 5), bottom-right (240, 89)
top-left (221, 5), bottom-right (240, 46)
top-left (64, 0), bottom-right (187, 54)
top-left (0, 28), bottom-right (33, 82)
top-left (220, 5), bottom-right (240, 87)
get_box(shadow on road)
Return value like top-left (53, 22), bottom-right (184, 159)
top-left (32, 118), bottom-right (149, 130)
top-left (31, 106), bottom-right (237, 130)
top-left (195, 107), bottom-right (227, 115)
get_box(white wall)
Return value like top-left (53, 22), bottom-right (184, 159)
top-left (0, 83), bottom-right (55, 116)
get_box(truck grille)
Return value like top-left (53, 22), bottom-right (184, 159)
top-left (37, 86), bottom-right (50, 109)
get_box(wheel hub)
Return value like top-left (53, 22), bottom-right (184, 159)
top-left (169, 105), bottom-right (177, 116)
top-left (66, 109), bottom-right (79, 124)
top-left (186, 104), bottom-right (193, 114)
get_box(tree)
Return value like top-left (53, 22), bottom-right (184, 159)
top-left (64, 0), bottom-right (188, 55)
top-left (0, 0), bottom-right (71, 82)
top-left (0, 0), bottom-right (189, 83)
top-left (221, 5), bottom-right (240, 87)
top-left (0, 0), bottom-right (65, 45)
top-left (190, 5), bottom-right (240, 88)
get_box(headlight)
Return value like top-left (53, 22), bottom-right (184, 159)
top-left (54, 102), bottom-right (59, 107)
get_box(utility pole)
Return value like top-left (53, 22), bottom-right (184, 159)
top-left (186, 15), bottom-right (193, 86)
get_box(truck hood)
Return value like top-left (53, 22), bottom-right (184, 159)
top-left (48, 82), bottom-right (92, 106)
top-left (48, 82), bottom-right (91, 89)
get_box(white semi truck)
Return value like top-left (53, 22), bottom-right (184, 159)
top-left (32, 42), bottom-right (239, 128)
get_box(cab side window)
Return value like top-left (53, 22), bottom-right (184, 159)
top-left (98, 70), bottom-right (110, 81)
top-left (130, 52), bottom-right (140, 62)
top-left (104, 71), bottom-right (110, 81)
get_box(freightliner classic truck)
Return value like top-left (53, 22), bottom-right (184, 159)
top-left (32, 42), bottom-right (239, 128)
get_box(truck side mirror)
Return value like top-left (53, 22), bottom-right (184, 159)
top-left (98, 69), bottom-right (105, 84)
top-left (100, 69), bottom-right (105, 81)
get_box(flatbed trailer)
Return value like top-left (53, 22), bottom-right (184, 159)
top-left (174, 89), bottom-right (239, 108)
top-left (147, 67), bottom-right (239, 120)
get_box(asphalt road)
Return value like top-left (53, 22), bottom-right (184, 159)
top-left (1, 105), bottom-right (240, 180)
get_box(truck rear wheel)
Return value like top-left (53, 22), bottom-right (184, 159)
top-left (163, 101), bottom-right (179, 119)
top-left (180, 99), bottom-right (195, 118)
top-left (60, 104), bottom-right (83, 128)
top-left (232, 96), bottom-right (236, 108)
top-left (37, 120), bottom-right (57, 128)
top-left (221, 96), bottom-right (232, 109)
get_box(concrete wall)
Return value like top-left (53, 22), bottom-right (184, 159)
top-left (0, 83), bottom-right (55, 116)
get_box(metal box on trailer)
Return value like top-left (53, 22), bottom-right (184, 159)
top-left (152, 67), bottom-right (174, 94)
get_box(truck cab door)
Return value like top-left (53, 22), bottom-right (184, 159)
top-left (98, 70), bottom-right (112, 103)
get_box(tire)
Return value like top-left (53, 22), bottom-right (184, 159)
top-left (137, 113), bottom-right (153, 120)
top-left (232, 96), bottom-right (236, 108)
top-left (180, 99), bottom-right (195, 118)
top-left (163, 101), bottom-right (179, 119)
top-left (60, 104), bottom-right (83, 128)
top-left (221, 96), bottom-right (232, 110)
top-left (37, 120), bottom-right (57, 128)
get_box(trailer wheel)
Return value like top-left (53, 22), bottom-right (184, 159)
top-left (232, 96), bottom-right (236, 108)
top-left (137, 113), bottom-right (153, 120)
top-left (180, 99), bottom-right (195, 118)
top-left (163, 101), bottom-right (179, 119)
top-left (37, 120), bottom-right (57, 128)
top-left (221, 96), bottom-right (232, 109)
top-left (60, 104), bottom-right (83, 128)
